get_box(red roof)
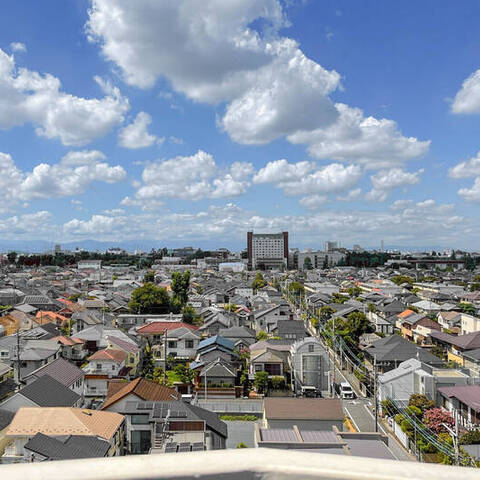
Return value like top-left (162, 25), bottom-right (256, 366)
top-left (136, 321), bottom-right (197, 334)
top-left (52, 335), bottom-right (84, 346)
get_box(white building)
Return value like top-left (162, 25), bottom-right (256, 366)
top-left (247, 232), bottom-right (288, 270)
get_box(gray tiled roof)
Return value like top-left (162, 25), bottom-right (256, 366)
top-left (24, 432), bottom-right (110, 460)
top-left (19, 374), bottom-right (80, 407)
top-left (26, 357), bottom-right (84, 387)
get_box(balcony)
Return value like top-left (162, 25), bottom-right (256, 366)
top-left (0, 448), bottom-right (478, 479)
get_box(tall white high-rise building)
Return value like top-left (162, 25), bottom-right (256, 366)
top-left (247, 231), bottom-right (288, 270)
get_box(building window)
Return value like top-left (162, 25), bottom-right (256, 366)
top-left (131, 414), bottom-right (150, 425)
top-left (185, 340), bottom-right (194, 349)
top-left (308, 344), bottom-right (314, 353)
top-left (130, 430), bottom-right (151, 454)
top-left (254, 364), bottom-right (263, 372)
top-left (168, 341), bottom-right (177, 349)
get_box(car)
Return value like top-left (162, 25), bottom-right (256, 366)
top-left (339, 381), bottom-right (355, 399)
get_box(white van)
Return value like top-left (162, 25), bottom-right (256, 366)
top-left (339, 381), bottom-right (355, 399)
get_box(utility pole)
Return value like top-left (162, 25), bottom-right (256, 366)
top-left (374, 354), bottom-right (378, 433)
top-left (332, 316), bottom-right (336, 394)
top-left (15, 328), bottom-right (21, 386)
top-left (442, 411), bottom-right (460, 466)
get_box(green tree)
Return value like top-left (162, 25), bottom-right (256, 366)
top-left (254, 371), bottom-right (269, 394)
top-left (256, 330), bottom-right (268, 341)
top-left (128, 283), bottom-right (171, 314)
top-left (171, 270), bottom-right (191, 306)
top-left (252, 272), bottom-right (267, 292)
top-left (319, 305), bottom-right (335, 321)
top-left (288, 281), bottom-right (304, 296)
top-left (225, 303), bottom-right (237, 312)
top-left (408, 394), bottom-right (435, 414)
top-left (174, 364), bottom-right (196, 384)
top-left (142, 346), bottom-right (155, 380)
top-left (391, 275), bottom-right (415, 286)
top-left (6, 251), bottom-right (17, 264)
top-left (332, 292), bottom-right (348, 304)
top-left (144, 270), bottom-right (155, 283)
top-left (458, 302), bottom-right (476, 315)
top-left (303, 257), bottom-right (313, 270)
top-left (346, 286), bottom-right (362, 297)
top-left (182, 305), bottom-right (201, 325)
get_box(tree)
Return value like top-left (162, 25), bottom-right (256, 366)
top-left (256, 330), bottom-right (268, 341)
top-left (128, 283), bottom-right (170, 314)
top-left (144, 270), bottom-right (155, 283)
top-left (345, 311), bottom-right (374, 342)
top-left (171, 271), bottom-right (191, 307)
top-left (303, 257), bottom-right (313, 270)
top-left (391, 275), bottom-right (415, 286)
top-left (252, 272), bottom-right (267, 292)
top-left (423, 408), bottom-right (454, 434)
top-left (141, 346), bottom-right (155, 380)
top-left (7, 251), bottom-right (17, 264)
top-left (458, 302), bottom-right (476, 315)
top-left (182, 305), bottom-right (201, 325)
top-left (346, 286), bottom-right (362, 297)
top-left (288, 282), bottom-right (304, 296)
top-left (225, 303), bottom-right (237, 313)
top-left (174, 364), bottom-right (196, 384)
top-left (332, 292), bottom-right (348, 304)
top-left (254, 371), bottom-right (269, 394)
top-left (319, 306), bottom-right (335, 321)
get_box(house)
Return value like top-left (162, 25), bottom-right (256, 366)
top-left (35, 311), bottom-right (68, 327)
top-left (378, 358), bottom-right (472, 405)
top-left (197, 358), bottom-right (237, 394)
top-left (364, 335), bottom-right (444, 373)
top-left (217, 326), bottom-right (256, 349)
top-left (114, 400), bottom-right (227, 454)
top-left (461, 313), bottom-right (480, 335)
top-left (250, 348), bottom-right (288, 380)
top-left (289, 338), bottom-right (329, 397)
top-left (16, 340), bottom-right (62, 379)
top-left (275, 320), bottom-right (307, 343)
top-left (3, 407), bottom-right (124, 460)
top-left (23, 432), bottom-right (111, 462)
top-left (0, 374), bottom-right (81, 413)
top-left (83, 349), bottom-right (130, 400)
top-left (101, 377), bottom-right (181, 412)
top-left (366, 311), bottom-right (395, 335)
top-left (71, 310), bottom-right (104, 334)
top-left (0, 362), bottom-right (15, 402)
top-left (397, 311), bottom-right (440, 343)
top-left (20, 295), bottom-right (61, 312)
top-left (198, 312), bottom-right (234, 336)
top-left (463, 348), bottom-right (480, 376)
top-left (437, 385), bottom-right (480, 428)
top-left (253, 304), bottom-right (292, 332)
top-left (263, 398), bottom-right (344, 430)
top-left (437, 311), bottom-right (462, 331)
top-left (51, 335), bottom-right (88, 363)
top-left (150, 327), bottom-right (201, 364)
top-left (116, 314), bottom-right (183, 330)
top-left (106, 336), bottom-right (141, 376)
top-left (195, 336), bottom-right (238, 366)
top-left (135, 320), bottom-right (197, 345)
top-left (24, 357), bottom-right (85, 397)
top-left (429, 331), bottom-right (480, 366)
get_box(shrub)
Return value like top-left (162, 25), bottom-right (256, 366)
top-left (270, 376), bottom-right (285, 390)
top-left (219, 415), bottom-right (258, 421)
top-left (236, 442), bottom-right (248, 448)
top-left (460, 430), bottom-right (480, 445)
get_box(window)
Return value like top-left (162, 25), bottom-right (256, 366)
top-left (168, 341), bottom-right (177, 349)
top-left (254, 364), bottom-right (263, 372)
top-left (0, 350), bottom-right (9, 359)
top-left (130, 430), bottom-right (151, 454)
top-left (185, 340), bottom-right (194, 349)
top-left (131, 414), bottom-right (150, 425)
top-left (96, 363), bottom-right (103, 371)
top-left (308, 344), bottom-right (314, 353)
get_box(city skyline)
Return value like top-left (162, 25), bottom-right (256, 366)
top-left (1, 2), bottom-right (480, 248)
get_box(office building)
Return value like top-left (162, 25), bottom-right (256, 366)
top-left (247, 232), bottom-right (288, 270)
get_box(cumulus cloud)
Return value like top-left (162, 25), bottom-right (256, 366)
top-left (118, 112), bottom-right (160, 149)
top-left (337, 188), bottom-right (362, 202)
top-left (59, 200), bottom-right (468, 248)
top-left (0, 150), bottom-right (126, 211)
top-left (458, 178), bottom-right (480, 202)
top-left (288, 103), bottom-right (430, 169)
top-left (448, 151), bottom-right (480, 179)
top-left (0, 211), bottom-right (57, 237)
top-left (299, 194), bottom-right (328, 210)
top-left (0, 49), bottom-right (129, 145)
top-left (87, 0), bottom-right (341, 145)
top-left (126, 150), bottom-right (254, 203)
top-left (366, 168), bottom-right (423, 202)
top-left (451, 69), bottom-right (480, 114)
top-left (253, 159), bottom-right (362, 196)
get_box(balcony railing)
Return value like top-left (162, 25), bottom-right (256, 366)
top-left (0, 447), bottom-right (477, 480)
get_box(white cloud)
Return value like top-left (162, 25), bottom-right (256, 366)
top-left (337, 188), bottom-right (362, 202)
top-left (87, 0), bottom-right (341, 145)
top-left (366, 168), bottom-right (422, 202)
top-left (451, 69), bottom-right (480, 114)
top-left (10, 42), bottom-right (26, 53)
top-left (253, 159), bottom-right (362, 196)
top-left (0, 150), bottom-right (126, 210)
top-left (458, 178), bottom-right (480, 202)
top-left (299, 194), bottom-right (328, 210)
top-left (0, 49), bottom-right (129, 145)
top-left (118, 112), bottom-right (159, 149)
top-left (169, 136), bottom-right (184, 145)
top-left (59, 200), bottom-right (468, 248)
top-left (288, 103), bottom-right (430, 169)
top-left (128, 150), bottom-right (253, 203)
top-left (0, 211), bottom-right (57, 237)
top-left (448, 151), bottom-right (480, 178)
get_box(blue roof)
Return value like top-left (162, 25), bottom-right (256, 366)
top-left (198, 335), bottom-right (235, 352)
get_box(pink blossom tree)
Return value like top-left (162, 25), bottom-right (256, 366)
top-left (423, 408), bottom-right (454, 434)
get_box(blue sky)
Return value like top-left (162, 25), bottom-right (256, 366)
top-left (1, 0), bottom-right (480, 251)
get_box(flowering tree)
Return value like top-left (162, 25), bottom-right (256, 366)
top-left (423, 408), bottom-right (454, 434)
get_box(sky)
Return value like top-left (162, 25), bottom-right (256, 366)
top-left (1, 0), bottom-right (480, 251)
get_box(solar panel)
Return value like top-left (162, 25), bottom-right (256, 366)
top-left (178, 443), bottom-right (191, 452)
top-left (153, 404), bottom-right (163, 418)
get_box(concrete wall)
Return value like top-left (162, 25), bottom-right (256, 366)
top-left (267, 419), bottom-right (343, 431)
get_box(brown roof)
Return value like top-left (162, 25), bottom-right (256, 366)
top-left (264, 398), bottom-right (344, 421)
top-left (6, 407), bottom-right (124, 440)
top-left (101, 377), bottom-right (180, 410)
top-left (88, 348), bottom-right (127, 363)
top-left (106, 379), bottom-right (129, 399)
